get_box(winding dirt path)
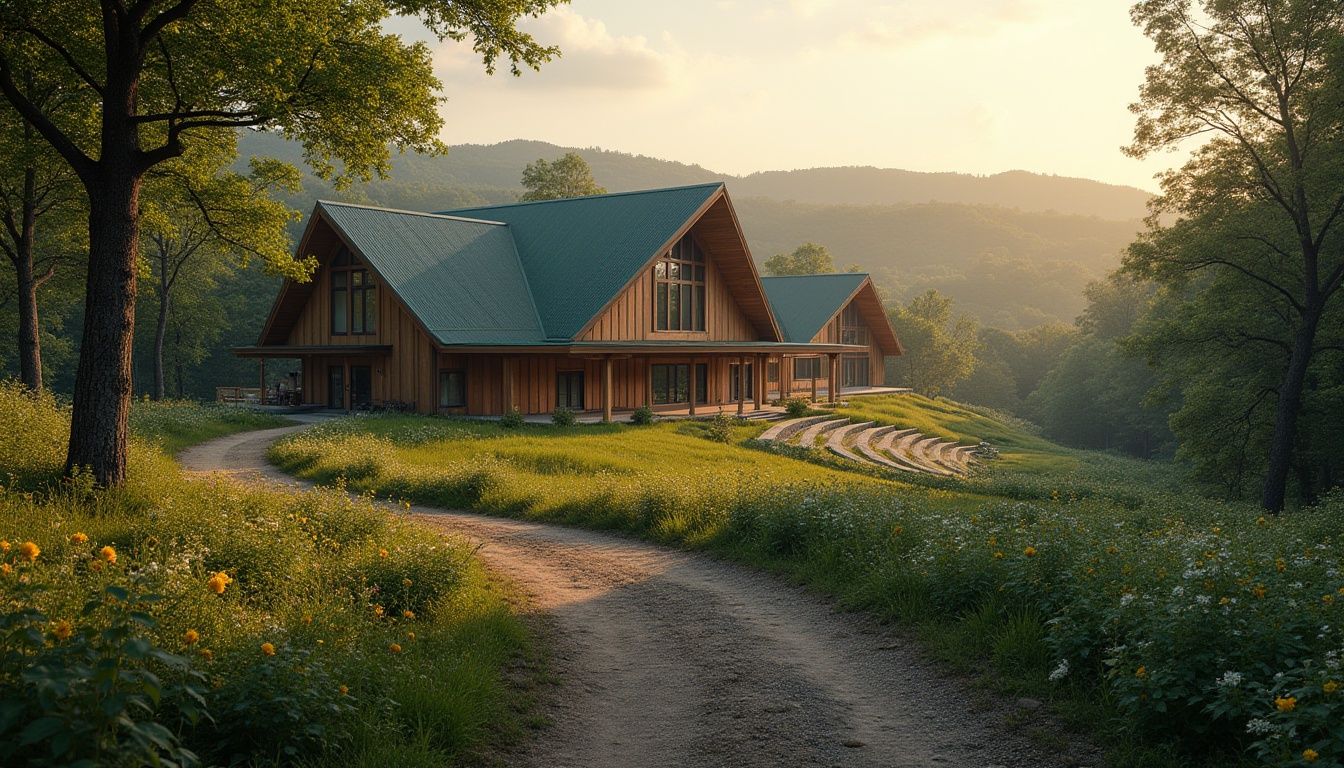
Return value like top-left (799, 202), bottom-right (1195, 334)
top-left (179, 422), bottom-right (1098, 768)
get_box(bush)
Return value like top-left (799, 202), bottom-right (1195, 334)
top-left (552, 407), bottom-right (576, 427)
top-left (778, 397), bottom-right (811, 418)
top-left (499, 407), bottom-right (524, 429)
top-left (630, 405), bottom-right (655, 425)
top-left (705, 412), bottom-right (738, 443)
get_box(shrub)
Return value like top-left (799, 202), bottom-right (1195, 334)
top-left (551, 407), bottom-right (576, 427)
top-left (705, 412), bottom-right (738, 443)
top-left (630, 405), bottom-right (655, 425)
top-left (778, 397), bottom-right (811, 418)
top-left (499, 407), bottom-right (524, 429)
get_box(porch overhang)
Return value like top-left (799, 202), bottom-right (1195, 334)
top-left (427, 341), bottom-right (869, 356)
top-left (231, 345), bottom-right (394, 358)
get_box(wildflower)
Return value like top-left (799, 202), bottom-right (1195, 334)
top-left (1048, 659), bottom-right (1070, 682)
top-left (1276, 696), bottom-right (1296, 713)
top-left (373, 605), bottom-right (385, 617)
top-left (0, 563), bottom-right (10, 575)
top-left (184, 630), bottom-right (199, 645)
top-left (379, 549), bottom-right (388, 559)
top-left (339, 685), bottom-right (349, 696)
top-left (70, 532), bottom-right (88, 544)
top-left (200, 649), bottom-right (213, 660)
top-left (1246, 719), bottom-right (1275, 735)
top-left (89, 559), bottom-right (101, 572)
top-left (1326, 595), bottom-right (1336, 606)
top-left (51, 620), bottom-right (72, 642)
top-left (1253, 585), bottom-right (1267, 599)
top-left (407, 632), bottom-right (416, 641)
top-left (1305, 749), bottom-right (1319, 763)
top-left (0, 541), bottom-right (8, 551)
top-left (1051, 489), bottom-right (1059, 500)
top-left (1219, 671), bottom-right (1243, 688)
top-left (207, 571), bottom-right (232, 594)
top-left (261, 642), bottom-right (276, 656)
top-left (893, 526), bottom-right (903, 534)
top-left (1024, 546), bottom-right (1037, 557)
top-left (1277, 558), bottom-right (1287, 572)
top-left (403, 578), bottom-right (413, 586)
top-left (1136, 666), bottom-right (1147, 679)
top-left (1220, 597), bottom-right (1230, 605)
top-left (389, 643), bottom-right (402, 653)
top-left (301, 615), bottom-right (313, 625)
top-left (99, 546), bottom-right (116, 565)
top-left (1325, 681), bottom-right (1339, 694)
top-left (403, 610), bottom-right (415, 619)
top-left (1257, 517), bottom-right (1267, 525)
top-left (17, 541), bottom-right (39, 562)
top-left (993, 552), bottom-right (1003, 559)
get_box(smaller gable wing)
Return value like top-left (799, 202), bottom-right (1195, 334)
top-left (761, 273), bottom-right (902, 354)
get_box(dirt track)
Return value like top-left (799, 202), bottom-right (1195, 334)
top-left (179, 422), bottom-right (1097, 768)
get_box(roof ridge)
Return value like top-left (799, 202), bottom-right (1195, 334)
top-left (760, 272), bottom-right (870, 279)
top-left (436, 182), bottom-right (726, 215)
top-left (317, 200), bottom-right (506, 226)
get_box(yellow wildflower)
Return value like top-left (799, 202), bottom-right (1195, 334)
top-left (207, 571), bottom-right (232, 595)
top-left (1304, 749), bottom-right (1319, 763)
top-left (339, 685), bottom-right (349, 696)
top-left (184, 630), bottom-right (199, 645)
top-left (71, 532), bottom-right (88, 544)
top-left (301, 615), bottom-right (313, 625)
top-left (993, 552), bottom-right (1003, 559)
top-left (1276, 696), bottom-right (1296, 713)
top-left (200, 649), bottom-right (213, 660)
top-left (1135, 666), bottom-right (1147, 679)
top-left (18, 541), bottom-right (39, 562)
top-left (379, 548), bottom-right (389, 559)
top-left (403, 610), bottom-right (415, 619)
top-left (1024, 546), bottom-right (1037, 557)
top-left (1324, 681), bottom-right (1339, 694)
top-left (52, 620), bottom-right (72, 642)
top-left (389, 643), bottom-right (402, 653)
top-left (403, 579), bottom-right (413, 586)
top-left (1257, 517), bottom-right (1267, 525)
top-left (893, 526), bottom-right (903, 534)
top-left (407, 632), bottom-right (416, 641)
top-left (0, 541), bottom-right (9, 551)
top-left (1, 563), bottom-right (11, 575)
top-left (1219, 597), bottom-right (1229, 605)
top-left (99, 546), bottom-right (116, 565)
top-left (373, 605), bottom-right (385, 617)
top-left (261, 642), bottom-right (276, 656)
top-left (1326, 595), bottom-right (1336, 606)
top-left (1253, 585), bottom-right (1267, 599)
top-left (1276, 558), bottom-right (1287, 572)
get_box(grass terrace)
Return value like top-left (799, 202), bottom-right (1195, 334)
top-left (270, 394), bottom-right (1344, 768)
top-left (0, 383), bottom-right (533, 767)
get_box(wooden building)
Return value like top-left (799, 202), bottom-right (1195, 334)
top-left (234, 183), bottom-right (902, 417)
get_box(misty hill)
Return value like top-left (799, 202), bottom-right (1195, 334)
top-left (235, 131), bottom-right (1145, 328)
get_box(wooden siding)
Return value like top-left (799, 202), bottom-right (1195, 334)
top-left (578, 235), bottom-right (759, 342)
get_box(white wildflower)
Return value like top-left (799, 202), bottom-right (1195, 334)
top-left (1049, 659), bottom-right (1071, 682)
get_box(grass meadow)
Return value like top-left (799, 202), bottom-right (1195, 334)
top-left (269, 394), bottom-right (1344, 768)
top-left (0, 383), bottom-right (534, 767)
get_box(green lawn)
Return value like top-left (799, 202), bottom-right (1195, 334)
top-left (128, 398), bottom-right (296, 455)
top-left (268, 394), bottom-right (1344, 768)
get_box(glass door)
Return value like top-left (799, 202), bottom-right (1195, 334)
top-left (350, 365), bottom-right (372, 409)
top-left (327, 365), bottom-right (344, 409)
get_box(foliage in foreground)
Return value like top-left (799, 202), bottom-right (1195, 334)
top-left (271, 398), bottom-right (1344, 767)
top-left (0, 387), bottom-right (529, 767)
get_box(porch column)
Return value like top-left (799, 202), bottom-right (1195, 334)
top-left (503, 358), bottom-right (514, 413)
top-left (259, 358), bottom-right (266, 403)
top-left (737, 356), bottom-right (746, 415)
top-left (756, 354), bottom-right (767, 409)
top-left (688, 357), bottom-right (697, 415)
top-left (602, 356), bottom-right (613, 422)
top-left (646, 358), bottom-right (653, 408)
top-left (810, 361), bottom-right (818, 403)
top-left (828, 353), bottom-right (840, 404)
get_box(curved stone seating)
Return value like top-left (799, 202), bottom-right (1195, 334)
top-left (758, 414), bottom-right (831, 443)
top-left (795, 418), bottom-right (850, 449)
top-left (825, 421), bottom-right (874, 462)
top-left (756, 416), bottom-right (977, 477)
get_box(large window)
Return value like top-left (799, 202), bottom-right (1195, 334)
top-left (840, 305), bottom-right (869, 347)
top-left (793, 357), bottom-right (828, 380)
top-left (730, 363), bottom-right (754, 402)
top-left (654, 234), bottom-right (706, 332)
top-left (439, 370), bottom-right (466, 408)
top-left (651, 364), bottom-right (690, 404)
top-left (841, 355), bottom-right (870, 388)
top-left (330, 247), bottom-right (377, 335)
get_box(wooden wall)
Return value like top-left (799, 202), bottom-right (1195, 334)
top-left (577, 237), bottom-right (759, 342)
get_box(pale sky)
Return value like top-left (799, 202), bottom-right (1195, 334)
top-left (399, 1), bottom-right (1180, 192)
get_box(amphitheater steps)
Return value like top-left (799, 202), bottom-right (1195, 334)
top-left (795, 418), bottom-right (851, 449)
top-left (857, 426), bottom-right (919, 473)
top-left (758, 415), bottom-right (832, 443)
top-left (756, 416), bottom-right (977, 477)
top-left (824, 421), bottom-right (875, 463)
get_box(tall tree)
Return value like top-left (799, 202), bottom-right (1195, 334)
top-left (1125, 0), bottom-right (1344, 510)
top-left (763, 242), bottom-right (834, 276)
top-left (0, 0), bottom-right (561, 485)
top-left (519, 152), bottom-right (605, 201)
top-left (140, 136), bottom-right (307, 400)
top-left (886, 289), bottom-right (979, 398)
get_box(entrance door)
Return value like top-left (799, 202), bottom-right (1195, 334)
top-left (730, 363), bottom-right (754, 402)
top-left (842, 356), bottom-right (869, 388)
top-left (557, 371), bottom-right (584, 410)
top-left (350, 365), bottom-right (372, 409)
top-left (327, 365), bottom-right (344, 409)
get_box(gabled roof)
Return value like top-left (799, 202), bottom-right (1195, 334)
top-left (320, 203), bottom-right (546, 345)
top-left (761, 273), bottom-right (902, 355)
top-left (438, 183), bottom-right (725, 340)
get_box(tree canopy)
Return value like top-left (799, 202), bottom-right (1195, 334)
top-left (1124, 0), bottom-right (1344, 510)
top-left (519, 152), bottom-right (606, 201)
top-left (0, 0), bottom-right (563, 485)
top-left (885, 289), bottom-right (979, 398)
top-left (763, 242), bottom-right (835, 276)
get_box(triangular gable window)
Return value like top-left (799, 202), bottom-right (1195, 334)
top-left (653, 234), bottom-right (706, 332)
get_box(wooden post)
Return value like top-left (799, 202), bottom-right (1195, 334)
top-left (602, 356), bottom-right (613, 422)
top-left (259, 358), bottom-right (266, 404)
top-left (810, 360), bottom-right (818, 403)
top-left (688, 357), bottom-right (697, 416)
top-left (646, 358), bottom-right (653, 408)
top-left (828, 353), bottom-right (839, 404)
top-left (757, 354), bottom-right (767, 409)
top-left (737, 356), bottom-right (746, 415)
top-left (503, 358), bottom-right (514, 414)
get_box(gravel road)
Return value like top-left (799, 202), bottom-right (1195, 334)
top-left (179, 421), bottom-right (1099, 768)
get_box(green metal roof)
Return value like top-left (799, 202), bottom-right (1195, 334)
top-left (438, 183), bottom-right (723, 339)
top-left (319, 202), bottom-right (546, 345)
top-left (760, 273), bottom-right (869, 343)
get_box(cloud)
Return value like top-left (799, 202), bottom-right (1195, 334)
top-left (434, 8), bottom-right (675, 92)
top-left (840, 0), bottom-right (1041, 48)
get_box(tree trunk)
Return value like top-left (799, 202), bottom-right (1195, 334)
top-left (1261, 308), bottom-right (1322, 512)
top-left (64, 166), bottom-right (141, 486)
top-left (13, 164), bottom-right (42, 392)
top-left (153, 259), bottom-right (169, 401)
